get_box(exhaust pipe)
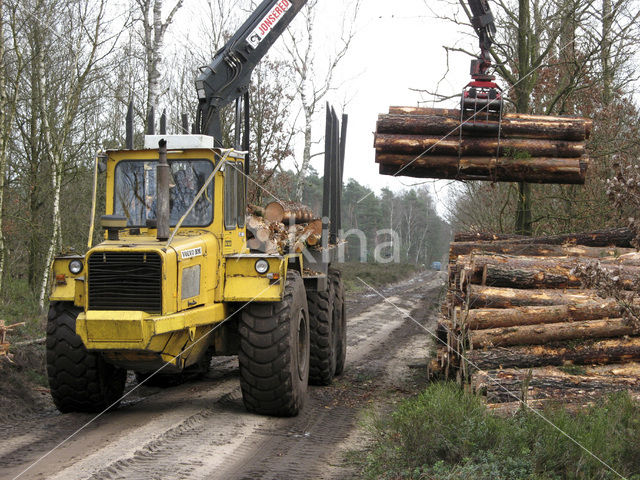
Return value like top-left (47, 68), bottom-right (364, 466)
top-left (157, 139), bottom-right (170, 240)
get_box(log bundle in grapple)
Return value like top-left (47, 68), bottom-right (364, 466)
top-left (375, 107), bottom-right (592, 184)
top-left (434, 228), bottom-right (640, 407)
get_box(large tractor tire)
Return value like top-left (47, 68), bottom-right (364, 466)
top-left (46, 302), bottom-right (127, 413)
top-left (330, 268), bottom-right (347, 376)
top-left (238, 271), bottom-right (310, 416)
top-left (307, 279), bottom-right (335, 385)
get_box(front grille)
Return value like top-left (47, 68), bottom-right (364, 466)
top-left (88, 252), bottom-right (162, 313)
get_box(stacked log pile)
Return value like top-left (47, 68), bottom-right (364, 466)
top-left (375, 107), bottom-right (592, 184)
top-left (435, 228), bottom-right (640, 407)
top-left (246, 202), bottom-right (323, 254)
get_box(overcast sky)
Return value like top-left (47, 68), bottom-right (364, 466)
top-left (177, 0), bottom-right (476, 214)
top-left (316, 0), bottom-right (467, 213)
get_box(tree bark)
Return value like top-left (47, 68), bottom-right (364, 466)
top-left (466, 284), bottom-right (600, 308)
top-left (472, 365), bottom-right (640, 403)
top-left (376, 113), bottom-right (592, 141)
top-left (378, 156), bottom-right (587, 184)
top-left (450, 242), bottom-right (632, 262)
top-left (374, 134), bottom-right (585, 158)
top-left (482, 264), bottom-right (582, 289)
top-left (264, 201), bottom-right (314, 224)
top-left (461, 301), bottom-right (623, 329)
top-left (470, 318), bottom-right (636, 348)
top-left (466, 337), bottom-right (640, 369)
top-left (453, 232), bottom-right (528, 242)
top-left (469, 228), bottom-right (633, 248)
top-left (0, 0), bottom-right (6, 294)
top-left (481, 262), bottom-right (640, 290)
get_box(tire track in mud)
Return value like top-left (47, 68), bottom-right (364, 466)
top-left (212, 271), bottom-right (444, 480)
top-left (3, 271), bottom-right (445, 480)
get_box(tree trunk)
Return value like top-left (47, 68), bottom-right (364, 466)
top-left (466, 337), bottom-right (640, 369)
top-left (453, 232), bottom-right (528, 242)
top-left (481, 263), bottom-right (640, 290)
top-left (374, 134), bottom-right (585, 158)
top-left (461, 301), bottom-right (623, 329)
top-left (377, 154), bottom-right (587, 184)
top-left (470, 228), bottom-right (633, 247)
top-left (470, 318), bottom-right (636, 348)
top-left (0, 0), bottom-right (6, 293)
top-left (375, 113), bottom-right (592, 141)
top-left (472, 365), bottom-right (640, 403)
top-left (466, 284), bottom-right (600, 308)
top-left (449, 242), bottom-right (632, 262)
top-left (264, 201), bottom-right (314, 224)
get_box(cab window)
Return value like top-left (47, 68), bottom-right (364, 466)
top-left (236, 162), bottom-right (246, 228)
top-left (224, 163), bottom-right (237, 230)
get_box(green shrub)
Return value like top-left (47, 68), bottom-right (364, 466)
top-left (358, 383), bottom-right (640, 480)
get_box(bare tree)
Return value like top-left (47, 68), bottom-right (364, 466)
top-left (284, 0), bottom-right (360, 201)
top-left (430, 0), bottom-right (640, 235)
top-left (135, 0), bottom-right (183, 129)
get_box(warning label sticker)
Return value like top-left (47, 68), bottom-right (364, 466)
top-left (246, 0), bottom-right (292, 49)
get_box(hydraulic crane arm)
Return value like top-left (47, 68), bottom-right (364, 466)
top-left (195, 0), bottom-right (307, 143)
top-left (461, 0), bottom-right (502, 115)
top-left (466, 0), bottom-right (496, 79)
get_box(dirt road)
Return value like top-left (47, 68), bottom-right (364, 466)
top-left (1, 271), bottom-right (445, 480)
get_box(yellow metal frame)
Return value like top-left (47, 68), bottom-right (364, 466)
top-left (49, 146), bottom-right (309, 369)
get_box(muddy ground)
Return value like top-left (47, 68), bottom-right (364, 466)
top-left (0, 271), bottom-right (445, 480)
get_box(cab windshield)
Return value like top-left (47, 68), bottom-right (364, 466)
top-left (114, 159), bottom-right (214, 227)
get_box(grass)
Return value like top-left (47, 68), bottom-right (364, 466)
top-left (0, 277), bottom-right (44, 341)
top-left (355, 382), bottom-right (640, 480)
top-left (334, 262), bottom-right (424, 293)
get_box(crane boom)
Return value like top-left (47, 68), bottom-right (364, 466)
top-left (195, 0), bottom-right (307, 143)
top-left (461, 0), bottom-right (503, 115)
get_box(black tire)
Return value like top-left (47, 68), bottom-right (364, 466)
top-left (330, 268), bottom-right (347, 376)
top-left (307, 280), bottom-right (335, 385)
top-left (46, 302), bottom-right (127, 413)
top-left (238, 271), bottom-right (310, 416)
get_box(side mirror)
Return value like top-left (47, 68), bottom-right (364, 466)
top-left (98, 157), bottom-right (107, 173)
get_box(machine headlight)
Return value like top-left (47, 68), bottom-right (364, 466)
top-left (255, 259), bottom-right (269, 274)
top-left (69, 259), bottom-right (83, 275)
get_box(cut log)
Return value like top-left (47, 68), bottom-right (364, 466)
top-left (452, 228), bottom-right (633, 248)
top-left (304, 219), bottom-right (323, 236)
top-left (385, 107), bottom-right (593, 138)
top-left (306, 233), bottom-right (321, 246)
top-left (467, 285), bottom-right (600, 308)
top-left (472, 365), bottom-right (640, 404)
top-left (375, 134), bottom-right (586, 158)
top-left (481, 263), bottom-right (580, 289)
top-left (463, 253), bottom-right (635, 275)
top-left (247, 204), bottom-right (265, 217)
top-left (612, 252), bottom-right (640, 266)
top-left (264, 201), bottom-right (286, 222)
top-left (454, 232), bottom-right (528, 242)
top-left (449, 242), bottom-right (633, 261)
top-left (376, 113), bottom-right (592, 141)
top-left (461, 301), bottom-right (623, 330)
top-left (246, 215), bottom-right (271, 242)
top-left (264, 201), bottom-right (315, 224)
top-left (470, 318), bottom-right (636, 348)
top-left (378, 155), bottom-right (587, 184)
top-left (482, 263), bottom-right (638, 290)
top-left (466, 337), bottom-right (640, 370)
top-left (484, 228), bottom-right (633, 248)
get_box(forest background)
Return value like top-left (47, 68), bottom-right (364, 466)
top-left (0, 0), bottom-right (639, 322)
